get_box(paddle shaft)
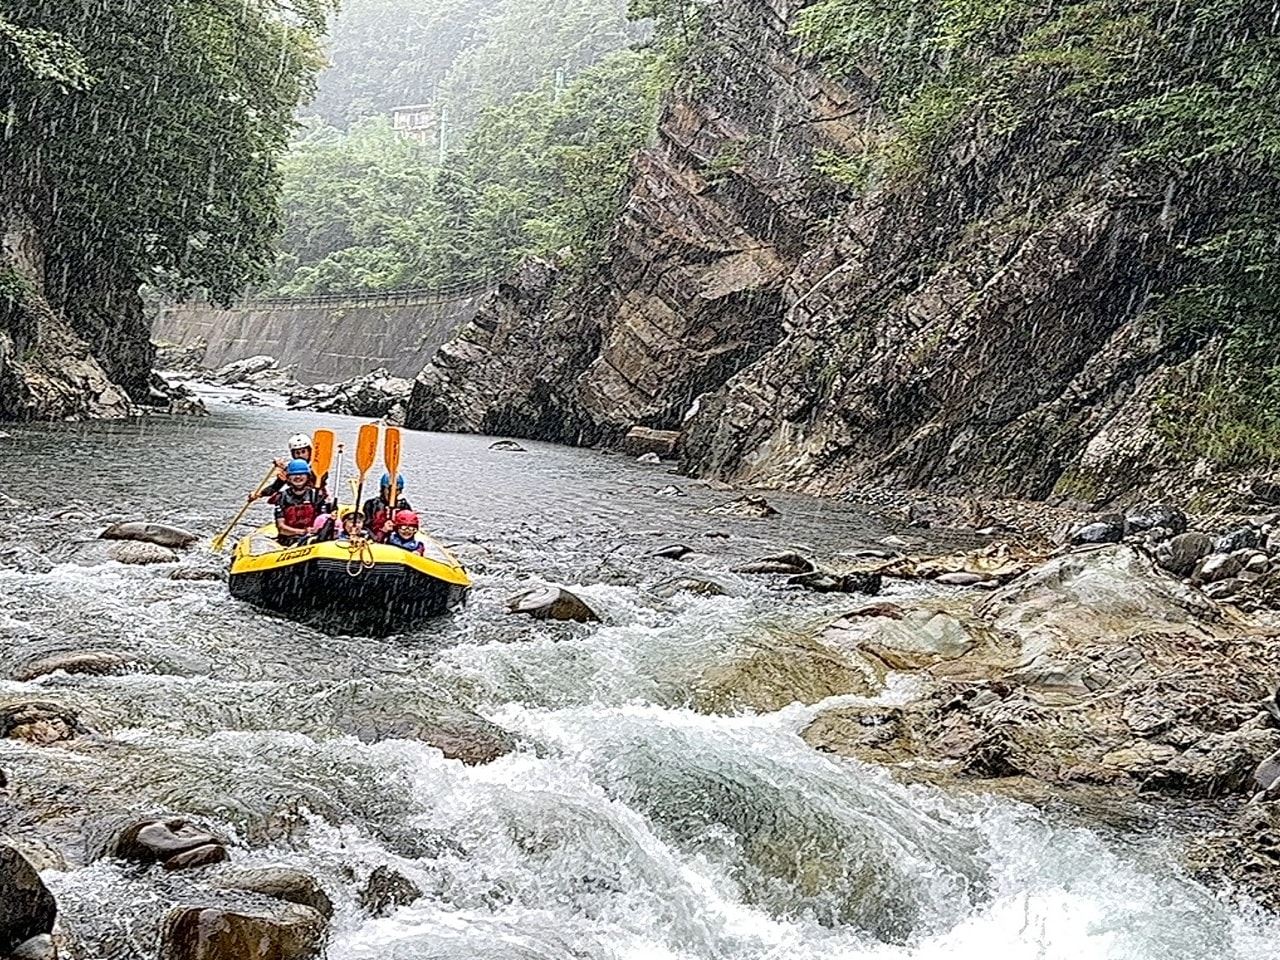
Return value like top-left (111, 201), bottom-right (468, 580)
top-left (212, 462), bottom-right (278, 552)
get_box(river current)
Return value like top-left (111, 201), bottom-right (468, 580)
top-left (0, 400), bottom-right (1275, 959)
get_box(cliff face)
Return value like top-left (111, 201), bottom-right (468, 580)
top-left (0, 214), bottom-right (137, 422)
top-left (408, 0), bottom-right (1212, 503)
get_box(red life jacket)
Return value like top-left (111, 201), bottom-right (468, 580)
top-left (279, 488), bottom-right (323, 531)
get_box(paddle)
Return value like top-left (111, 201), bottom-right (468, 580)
top-left (311, 428), bottom-right (335, 488)
top-left (212, 462), bottom-right (278, 552)
top-left (384, 426), bottom-right (402, 522)
top-left (353, 423), bottom-right (379, 527)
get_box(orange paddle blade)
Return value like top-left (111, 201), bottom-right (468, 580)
top-left (311, 428), bottom-right (335, 480)
top-left (356, 423), bottom-right (379, 475)
top-left (384, 426), bottom-right (401, 487)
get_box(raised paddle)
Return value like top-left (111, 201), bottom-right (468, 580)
top-left (311, 428), bottom-right (335, 489)
top-left (384, 425), bottom-right (402, 519)
top-left (212, 462), bottom-right (278, 552)
top-left (353, 422), bottom-right (379, 524)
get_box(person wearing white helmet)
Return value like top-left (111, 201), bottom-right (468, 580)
top-left (248, 433), bottom-right (316, 503)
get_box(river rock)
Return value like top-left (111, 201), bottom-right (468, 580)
top-left (1193, 553), bottom-right (1246, 585)
top-left (169, 566), bottom-right (224, 582)
top-left (70, 540), bottom-right (178, 566)
top-left (0, 701), bottom-right (85, 743)
top-left (617, 426), bottom-right (681, 458)
top-left (1155, 532), bottom-right (1214, 577)
top-left (112, 817), bottom-right (229, 868)
top-left (215, 355), bottom-right (277, 385)
top-left (650, 543), bottom-right (696, 560)
top-left (1215, 526), bottom-right (1261, 554)
top-left (636, 452), bottom-right (661, 464)
top-left (651, 577), bottom-right (728, 598)
top-left (1070, 520), bottom-right (1125, 545)
top-left (332, 689), bottom-right (516, 765)
top-left (0, 845), bottom-right (57, 956)
top-left (1254, 750), bottom-right (1280, 792)
top-left (215, 868), bottom-right (334, 920)
top-left (164, 844), bottom-right (230, 871)
top-left (731, 552), bottom-right (813, 575)
top-left (707, 494), bottom-right (778, 518)
top-left (1142, 727), bottom-right (1280, 798)
top-left (788, 570), bottom-right (882, 594)
top-left (159, 903), bottom-right (326, 960)
top-left (934, 572), bottom-right (988, 586)
top-left (99, 521), bottom-right (199, 549)
top-left (1124, 503), bottom-right (1188, 536)
top-left (358, 865), bottom-right (422, 917)
top-left (288, 368), bottom-right (412, 419)
top-left (506, 585), bottom-right (599, 623)
top-left (12, 651), bottom-right (131, 682)
top-left (488, 439), bottom-right (526, 452)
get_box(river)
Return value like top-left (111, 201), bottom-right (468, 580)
top-left (0, 401), bottom-right (1275, 959)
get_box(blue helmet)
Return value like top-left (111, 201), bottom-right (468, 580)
top-left (380, 472), bottom-right (405, 491)
top-left (285, 458), bottom-right (311, 476)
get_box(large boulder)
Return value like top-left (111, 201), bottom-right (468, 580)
top-left (111, 817), bottom-right (230, 870)
top-left (0, 845), bottom-right (57, 956)
top-left (1155, 532), bottom-right (1214, 577)
top-left (214, 869), bottom-right (333, 920)
top-left (99, 521), bottom-right (199, 549)
top-left (616, 427), bottom-right (681, 458)
top-left (159, 904), bottom-right (326, 960)
top-left (506, 585), bottom-right (599, 623)
top-left (214, 356), bottom-right (277, 385)
top-left (0, 701), bottom-right (85, 744)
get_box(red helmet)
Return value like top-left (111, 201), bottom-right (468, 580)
top-left (393, 510), bottom-right (419, 527)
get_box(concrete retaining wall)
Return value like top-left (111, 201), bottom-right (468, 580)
top-left (152, 285), bottom-right (493, 383)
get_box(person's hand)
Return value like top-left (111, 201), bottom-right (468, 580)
top-left (382, 520), bottom-right (393, 533)
top-left (273, 457), bottom-right (287, 469)
top-left (245, 491), bottom-right (257, 503)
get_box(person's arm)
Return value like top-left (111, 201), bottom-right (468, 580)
top-left (274, 505), bottom-right (309, 539)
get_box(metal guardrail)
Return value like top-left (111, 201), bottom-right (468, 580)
top-left (175, 276), bottom-right (501, 312)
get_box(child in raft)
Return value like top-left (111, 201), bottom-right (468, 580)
top-left (386, 510), bottom-right (425, 556)
top-left (335, 510), bottom-right (367, 543)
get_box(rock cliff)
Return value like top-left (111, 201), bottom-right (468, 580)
top-left (405, 0), bottom-right (1240, 504)
top-left (0, 215), bottom-right (137, 421)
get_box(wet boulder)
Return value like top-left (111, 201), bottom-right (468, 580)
top-left (488, 439), bottom-right (526, 452)
top-left (331, 688), bottom-right (516, 765)
top-left (215, 355), bottom-right (277, 385)
top-left (1214, 526), bottom-right (1261, 554)
top-left (1155, 532), bottom-right (1214, 578)
top-left (0, 701), bottom-right (85, 744)
top-left (99, 521), bottom-right (199, 549)
top-left (731, 552), bottom-right (814, 575)
top-left (650, 543), bottom-right (697, 560)
top-left (934, 572), bottom-right (990, 586)
top-left (358, 865), bottom-right (422, 917)
top-left (1070, 519), bottom-right (1125, 545)
top-left (1124, 504), bottom-right (1188, 536)
top-left (1142, 727), bottom-right (1280, 798)
top-left (159, 903), bottom-right (326, 960)
top-left (215, 868), bottom-right (333, 920)
top-left (506, 585), bottom-right (599, 623)
top-left (112, 817), bottom-right (230, 870)
top-left (0, 845), bottom-right (57, 956)
top-left (788, 570), bottom-right (882, 594)
top-left (12, 651), bottom-right (132, 682)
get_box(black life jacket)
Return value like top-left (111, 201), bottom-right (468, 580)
top-left (279, 488), bottom-right (324, 530)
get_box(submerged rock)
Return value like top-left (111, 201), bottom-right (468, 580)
top-left (707, 494), bottom-right (778, 519)
top-left (69, 540), bottom-right (178, 566)
top-left (358, 865), bottom-right (422, 917)
top-left (11, 651), bottom-right (132, 682)
top-left (215, 868), bottom-right (334, 920)
top-left (788, 570), bottom-right (882, 594)
top-left (0, 845), bottom-right (57, 956)
top-left (0, 701), bottom-right (85, 744)
top-left (488, 439), bottom-right (526, 452)
top-left (731, 552), bottom-right (813, 575)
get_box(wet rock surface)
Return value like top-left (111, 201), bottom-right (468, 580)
top-left (506, 585), bottom-right (600, 623)
top-left (111, 818), bottom-right (231, 870)
top-left (0, 845), bottom-right (57, 956)
top-left (159, 903), bottom-right (326, 960)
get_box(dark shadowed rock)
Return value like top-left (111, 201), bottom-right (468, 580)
top-left (99, 521), bottom-right (199, 549)
top-left (1254, 750), bottom-right (1280, 792)
top-left (1124, 503), bottom-right (1187, 535)
top-left (358, 866), bottom-right (422, 917)
top-left (0, 845), bottom-right (57, 956)
top-left (1070, 520), bottom-right (1124, 545)
top-left (162, 844), bottom-right (229, 871)
top-left (1155, 532), bottom-right (1214, 578)
top-left (506, 585), bottom-right (599, 623)
top-left (215, 869), bottom-right (333, 920)
top-left (1214, 527), bottom-right (1260, 554)
top-left (731, 552), bottom-right (814, 575)
top-left (159, 903), bottom-right (326, 960)
top-left (1142, 728), bottom-right (1280, 798)
top-left (788, 570), bottom-right (882, 594)
top-left (650, 543), bottom-right (696, 560)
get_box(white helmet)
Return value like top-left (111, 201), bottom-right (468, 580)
top-left (288, 433), bottom-right (312, 451)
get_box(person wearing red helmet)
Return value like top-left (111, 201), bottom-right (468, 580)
top-left (386, 509), bottom-right (425, 555)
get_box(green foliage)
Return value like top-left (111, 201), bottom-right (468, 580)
top-left (0, 12), bottom-right (90, 88)
top-left (268, 50), bottom-right (662, 293)
top-left (1, 0), bottom-right (334, 305)
top-left (794, 0), bottom-right (1280, 465)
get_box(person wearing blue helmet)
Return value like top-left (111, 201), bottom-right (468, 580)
top-left (274, 458), bottom-right (328, 545)
top-left (361, 472), bottom-right (411, 543)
